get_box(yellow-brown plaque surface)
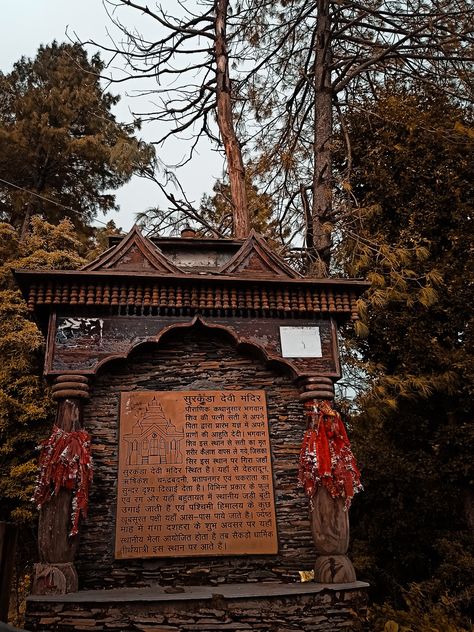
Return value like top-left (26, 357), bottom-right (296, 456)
top-left (115, 390), bottom-right (278, 558)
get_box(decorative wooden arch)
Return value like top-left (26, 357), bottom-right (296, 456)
top-left (92, 315), bottom-right (300, 380)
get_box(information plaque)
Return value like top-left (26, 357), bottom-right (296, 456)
top-left (115, 390), bottom-right (278, 558)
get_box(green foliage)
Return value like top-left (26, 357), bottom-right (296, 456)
top-left (340, 83), bottom-right (473, 411)
top-left (368, 583), bottom-right (471, 632)
top-left (338, 86), bottom-right (473, 626)
top-left (8, 567), bottom-right (31, 628)
top-left (0, 41), bottom-right (153, 235)
top-left (198, 170), bottom-right (287, 243)
top-left (84, 220), bottom-right (123, 263)
top-left (140, 168), bottom-right (288, 245)
top-left (0, 217), bottom-right (84, 522)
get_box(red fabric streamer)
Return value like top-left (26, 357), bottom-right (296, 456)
top-left (299, 400), bottom-right (362, 508)
top-left (33, 425), bottom-right (93, 536)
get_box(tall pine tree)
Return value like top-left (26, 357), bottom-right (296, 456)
top-left (0, 42), bottom-right (153, 237)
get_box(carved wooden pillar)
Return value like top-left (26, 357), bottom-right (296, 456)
top-left (299, 375), bottom-right (357, 584)
top-left (32, 375), bottom-right (89, 595)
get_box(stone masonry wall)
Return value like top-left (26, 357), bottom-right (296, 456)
top-left (79, 326), bottom-right (314, 589)
top-left (26, 585), bottom-right (368, 632)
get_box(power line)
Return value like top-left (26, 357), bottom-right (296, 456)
top-left (0, 176), bottom-right (110, 227)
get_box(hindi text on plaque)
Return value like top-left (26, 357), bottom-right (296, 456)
top-left (115, 390), bottom-right (278, 558)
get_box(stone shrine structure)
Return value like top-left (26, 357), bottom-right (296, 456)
top-left (15, 227), bottom-right (369, 631)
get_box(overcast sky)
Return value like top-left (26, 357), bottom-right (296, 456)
top-left (0, 0), bottom-right (222, 231)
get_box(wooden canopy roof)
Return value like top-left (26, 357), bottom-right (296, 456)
top-left (14, 226), bottom-right (369, 330)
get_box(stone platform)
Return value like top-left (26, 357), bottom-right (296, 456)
top-left (25, 581), bottom-right (368, 632)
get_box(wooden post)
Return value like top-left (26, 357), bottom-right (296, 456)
top-left (0, 522), bottom-right (17, 622)
top-left (300, 376), bottom-right (357, 583)
top-left (32, 375), bottom-right (89, 595)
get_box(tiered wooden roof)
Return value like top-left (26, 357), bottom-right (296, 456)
top-left (14, 226), bottom-right (369, 328)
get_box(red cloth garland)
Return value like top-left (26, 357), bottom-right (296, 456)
top-left (33, 425), bottom-right (93, 536)
top-left (299, 400), bottom-right (362, 508)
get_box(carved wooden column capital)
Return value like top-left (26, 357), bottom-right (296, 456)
top-left (51, 374), bottom-right (90, 402)
top-left (298, 375), bottom-right (335, 402)
top-left (32, 374), bottom-right (91, 595)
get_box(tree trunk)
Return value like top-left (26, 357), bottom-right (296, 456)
top-left (311, 0), bottom-right (333, 274)
top-left (215, 0), bottom-right (249, 238)
top-left (0, 522), bottom-right (17, 622)
top-left (20, 201), bottom-right (33, 242)
top-left (20, 166), bottom-right (48, 241)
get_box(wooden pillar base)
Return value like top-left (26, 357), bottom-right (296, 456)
top-left (32, 562), bottom-right (78, 595)
top-left (314, 555), bottom-right (356, 583)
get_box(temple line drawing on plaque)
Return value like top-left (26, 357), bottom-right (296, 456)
top-left (124, 396), bottom-right (184, 465)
